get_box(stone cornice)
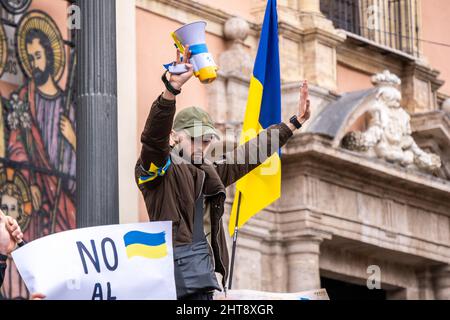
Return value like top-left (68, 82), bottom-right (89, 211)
top-left (137, 0), bottom-right (344, 47)
top-left (308, 210), bottom-right (450, 264)
top-left (411, 110), bottom-right (450, 137)
top-left (283, 134), bottom-right (450, 214)
top-left (137, 0), bottom-right (231, 25)
top-left (404, 62), bottom-right (445, 92)
top-left (337, 41), bottom-right (405, 76)
top-left (136, 0), bottom-right (257, 38)
top-left (337, 32), bottom-right (445, 93)
top-left (282, 81), bottom-right (338, 101)
top-left (437, 92), bottom-right (450, 107)
top-left (302, 27), bottom-right (346, 45)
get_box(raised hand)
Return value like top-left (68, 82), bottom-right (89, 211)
top-left (5, 216), bottom-right (23, 245)
top-left (0, 210), bottom-right (21, 255)
top-left (168, 45), bottom-right (194, 91)
top-left (298, 80), bottom-right (311, 124)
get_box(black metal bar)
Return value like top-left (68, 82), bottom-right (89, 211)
top-left (388, 0), bottom-right (393, 48)
top-left (320, 0), bottom-right (418, 56)
top-left (0, 17), bottom-right (16, 27)
top-left (352, 0), bottom-right (357, 34)
top-left (408, 0), bottom-right (414, 55)
top-left (383, 0), bottom-right (388, 47)
top-left (397, 0), bottom-right (403, 51)
top-left (0, 158), bottom-right (76, 182)
top-left (228, 191), bottom-right (242, 290)
top-left (377, 0), bottom-right (382, 43)
top-left (415, 0), bottom-right (419, 56)
top-left (363, 0), bottom-right (366, 36)
top-left (337, 0), bottom-right (342, 28)
top-left (346, 0), bottom-right (349, 30)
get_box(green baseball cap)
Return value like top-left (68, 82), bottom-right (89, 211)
top-left (173, 107), bottom-right (220, 140)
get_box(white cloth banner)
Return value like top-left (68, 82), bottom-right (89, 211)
top-left (214, 289), bottom-right (330, 300)
top-left (12, 222), bottom-right (176, 300)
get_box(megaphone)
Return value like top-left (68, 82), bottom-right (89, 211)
top-left (171, 21), bottom-right (218, 84)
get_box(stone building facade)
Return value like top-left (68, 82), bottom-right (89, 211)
top-left (0, 0), bottom-right (448, 300)
top-left (166, 0), bottom-right (450, 300)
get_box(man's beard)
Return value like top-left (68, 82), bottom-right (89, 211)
top-left (32, 67), bottom-right (51, 87)
top-left (172, 144), bottom-right (204, 164)
top-left (191, 151), bottom-right (204, 165)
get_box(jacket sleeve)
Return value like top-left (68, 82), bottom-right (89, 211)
top-left (214, 122), bottom-right (293, 187)
top-left (0, 256), bottom-right (6, 289)
top-left (136, 94), bottom-right (176, 188)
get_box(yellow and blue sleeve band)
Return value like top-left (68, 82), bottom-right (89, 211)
top-left (138, 158), bottom-right (172, 185)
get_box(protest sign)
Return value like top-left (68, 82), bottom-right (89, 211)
top-left (12, 221), bottom-right (176, 300)
top-left (214, 289), bottom-right (330, 300)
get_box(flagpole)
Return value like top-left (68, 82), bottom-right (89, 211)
top-left (228, 191), bottom-right (242, 290)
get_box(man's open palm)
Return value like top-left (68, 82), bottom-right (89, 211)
top-left (298, 80), bottom-right (311, 124)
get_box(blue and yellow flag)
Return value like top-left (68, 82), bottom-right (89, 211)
top-left (123, 231), bottom-right (168, 259)
top-left (229, 0), bottom-right (281, 236)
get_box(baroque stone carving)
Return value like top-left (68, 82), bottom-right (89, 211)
top-left (343, 70), bottom-right (442, 172)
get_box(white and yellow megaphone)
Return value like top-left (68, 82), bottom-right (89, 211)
top-left (171, 21), bottom-right (218, 84)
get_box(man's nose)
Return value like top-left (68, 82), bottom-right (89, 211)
top-left (193, 145), bottom-right (203, 154)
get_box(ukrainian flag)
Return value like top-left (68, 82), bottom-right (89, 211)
top-left (229, 0), bottom-right (282, 236)
top-left (123, 231), bottom-right (168, 259)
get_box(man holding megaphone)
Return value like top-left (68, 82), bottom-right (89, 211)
top-left (135, 45), bottom-right (311, 300)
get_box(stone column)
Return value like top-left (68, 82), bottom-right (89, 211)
top-left (433, 265), bottom-right (450, 300)
top-left (401, 64), bottom-right (443, 113)
top-left (298, 0), bottom-right (321, 13)
top-left (286, 236), bottom-right (323, 292)
top-left (416, 267), bottom-right (436, 300)
top-left (208, 17), bottom-right (253, 138)
top-left (297, 0), bottom-right (346, 92)
top-left (75, 0), bottom-right (119, 227)
top-left (116, 0), bottom-right (138, 224)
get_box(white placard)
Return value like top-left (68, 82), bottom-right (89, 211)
top-left (214, 289), bottom-right (330, 300)
top-left (12, 222), bottom-right (176, 300)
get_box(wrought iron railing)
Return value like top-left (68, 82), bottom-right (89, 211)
top-left (321, 0), bottom-right (420, 56)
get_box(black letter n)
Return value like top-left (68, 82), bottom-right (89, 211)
top-left (77, 240), bottom-right (101, 274)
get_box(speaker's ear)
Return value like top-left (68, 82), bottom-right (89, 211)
top-left (170, 130), bottom-right (179, 147)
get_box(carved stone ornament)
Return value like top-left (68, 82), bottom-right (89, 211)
top-left (219, 17), bottom-right (253, 78)
top-left (343, 70), bottom-right (442, 172)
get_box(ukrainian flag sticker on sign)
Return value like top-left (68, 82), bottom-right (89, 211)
top-left (123, 231), bottom-right (168, 259)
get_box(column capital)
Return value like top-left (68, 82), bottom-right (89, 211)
top-left (284, 229), bottom-right (332, 250)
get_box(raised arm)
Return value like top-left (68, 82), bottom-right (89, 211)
top-left (0, 211), bottom-right (24, 289)
top-left (215, 80), bottom-right (311, 187)
top-left (136, 47), bottom-right (194, 187)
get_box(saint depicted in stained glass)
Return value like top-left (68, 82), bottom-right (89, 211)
top-left (0, 10), bottom-right (76, 299)
top-left (8, 10), bottom-right (76, 238)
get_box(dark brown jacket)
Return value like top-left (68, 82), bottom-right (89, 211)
top-left (135, 94), bottom-right (293, 289)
